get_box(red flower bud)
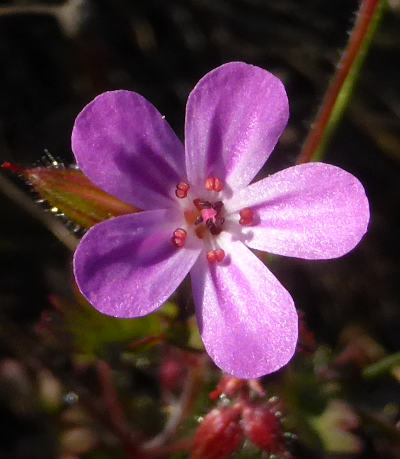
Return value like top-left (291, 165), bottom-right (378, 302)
top-left (191, 406), bottom-right (243, 459)
top-left (242, 403), bottom-right (287, 455)
top-left (159, 352), bottom-right (186, 393)
top-left (210, 375), bottom-right (246, 400)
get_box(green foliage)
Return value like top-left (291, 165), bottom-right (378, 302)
top-left (64, 295), bottom-right (162, 357)
top-left (310, 400), bottom-right (362, 454)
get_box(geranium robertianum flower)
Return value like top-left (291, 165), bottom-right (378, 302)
top-left (72, 62), bottom-right (369, 378)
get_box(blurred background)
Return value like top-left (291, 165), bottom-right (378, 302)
top-left (0, 1), bottom-right (399, 458)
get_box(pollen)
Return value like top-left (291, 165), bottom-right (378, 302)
top-left (172, 228), bottom-right (187, 247)
top-left (175, 182), bottom-right (190, 198)
top-left (239, 207), bottom-right (254, 226)
top-left (205, 177), bottom-right (223, 192)
top-left (207, 249), bottom-right (225, 263)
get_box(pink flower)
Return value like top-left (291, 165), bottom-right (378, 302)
top-left (72, 62), bottom-right (369, 378)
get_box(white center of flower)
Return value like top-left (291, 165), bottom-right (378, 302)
top-left (172, 178), bottom-right (254, 263)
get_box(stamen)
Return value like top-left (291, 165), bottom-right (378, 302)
top-left (193, 199), bottom-right (212, 210)
top-left (207, 249), bottom-right (225, 263)
top-left (206, 217), bottom-right (224, 235)
top-left (175, 182), bottom-right (190, 198)
top-left (212, 201), bottom-right (223, 213)
top-left (239, 207), bottom-right (254, 226)
top-left (213, 178), bottom-right (223, 192)
top-left (205, 177), bottom-right (224, 192)
top-left (172, 228), bottom-right (187, 247)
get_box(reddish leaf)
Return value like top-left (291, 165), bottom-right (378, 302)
top-left (2, 162), bottom-right (138, 229)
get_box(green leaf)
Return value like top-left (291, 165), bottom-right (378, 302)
top-left (363, 352), bottom-right (400, 379)
top-left (310, 400), bottom-right (362, 454)
top-left (63, 293), bottom-right (162, 357)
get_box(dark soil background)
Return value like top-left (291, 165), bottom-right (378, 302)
top-left (0, 0), bottom-right (399, 458)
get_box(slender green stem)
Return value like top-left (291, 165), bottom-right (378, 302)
top-left (362, 352), bottom-right (400, 379)
top-left (298, 0), bottom-right (387, 163)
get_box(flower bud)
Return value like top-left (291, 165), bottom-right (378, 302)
top-left (210, 375), bottom-right (245, 400)
top-left (159, 349), bottom-right (186, 393)
top-left (191, 406), bottom-right (243, 459)
top-left (242, 403), bottom-right (287, 455)
top-left (1, 163), bottom-right (137, 229)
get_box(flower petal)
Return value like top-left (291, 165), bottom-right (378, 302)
top-left (74, 210), bottom-right (201, 318)
top-left (185, 62), bottom-right (288, 191)
top-left (190, 233), bottom-right (298, 378)
top-left (225, 163), bottom-right (370, 259)
top-left (72, 90), bottom-right (185, 210)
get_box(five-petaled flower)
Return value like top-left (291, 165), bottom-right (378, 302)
top-left (72, 62), bottom-right (369, 379)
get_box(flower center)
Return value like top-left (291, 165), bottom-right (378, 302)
top-left (172, 177), bottom-right (255, 262)
top-left (193, 199), bottom-right (225, 236)
top-left (173, 178), bottom-right (227, 262)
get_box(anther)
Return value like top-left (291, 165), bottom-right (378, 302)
top-left (175, 182), bottom-right (190, 198)
top-left (213, 201), bottom-right (223, 213)
top-left (205, 177), bottom-right (224, 192)
top-left (172, 228), bottom-right (187, 247)
top-left (207, 249), bottom-right (225, 263)
top-left (193, 199), bottom-right (212, 210)
top-left (239, 207), bottom-right (254, 226)
top-left (206, 217), bottom-right (224, 235)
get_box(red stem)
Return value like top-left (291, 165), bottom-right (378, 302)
top-left (96, 360), bottom-right (142, 458)
top-left (127, 334), bottom-right (166, 350)
top-left (297, 0), bottom-right (380, 164)
top-left (143, 355), bottom-right (207, 453)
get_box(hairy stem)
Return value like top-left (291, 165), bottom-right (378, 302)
top-left (143, 355), bottom-right (206, 452)
top-left (298, 0), bottom-right (386, 163)
top-left (96, 360), bottom-right (141, 457)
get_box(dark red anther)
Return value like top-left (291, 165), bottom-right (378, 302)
top-left (206, 216), bottom-right (225, 235)
top-left (172, 228), bottom-right (187, 247)
top-left (207, 249), bottom-right (225, 263)
top-left (193, 198), bottom-right (212, 210)
top-left (212, 201), bottom-right (223, 213)
top-left (239, 207), bottom-right (254, 226)
top-left (206, 220), bottom-right (218, 235)
top-left (175, 182), bottom-right (190, 198)
top-left (205, 177), bottom-right (224, 192)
